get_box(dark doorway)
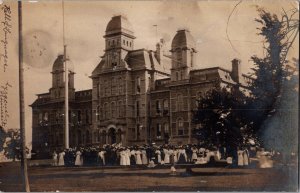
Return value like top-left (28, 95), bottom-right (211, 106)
top-left (108, 128), bottom-right (116, 144)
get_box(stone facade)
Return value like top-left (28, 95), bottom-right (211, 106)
top-left (31, 15), bottom-right (252, 152)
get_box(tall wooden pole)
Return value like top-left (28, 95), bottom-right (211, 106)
top-left (62, 0), bottom-right (69, 149)
top-left (64, 45), bottom-right (69, 149)
top-left (18, 1), bottom-right (30, 192)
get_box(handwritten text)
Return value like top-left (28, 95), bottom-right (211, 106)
top-left (0, 5), bottom-right (11, 72)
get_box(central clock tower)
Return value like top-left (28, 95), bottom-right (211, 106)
top-left (103, 15), bottom-right (136, 70)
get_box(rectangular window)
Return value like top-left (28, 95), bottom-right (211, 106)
top-left (178, 120), bottom-right (184, 135)
top-left (137, 124), bottom-right (141, 140)
top-left (78, 110), bottom-right (81, 122)
top-left (136, 77), bottom-right (141, 94)
top-left (97, 83), bottom-right (100, 97)
top-left (85, 109), bottom-right (89, 124)
top-left (136, 101), bottom-right (140, 117)
top-left (156, 124), bottom-right (161, 139)
top-left (156, 100), bottom-right (161, 114)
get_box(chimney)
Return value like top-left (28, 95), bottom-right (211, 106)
top-left (231, 58), bottom-right (241, 83)
top-left (155, 38), bottom-right (165, 63)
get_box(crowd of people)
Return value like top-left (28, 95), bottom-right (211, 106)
top-left (52, 143), bottom-right (251, 167)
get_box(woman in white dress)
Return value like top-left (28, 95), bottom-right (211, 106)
top-left (237, 149), bottom-right (244, 166)
top-left (98, 149), bottom-right (106, 166)
top-left (58, 150), bottom-right (65, 166)
top-left (125, 149), bottom-right (131, 166)
top-left (192, 147), bottom-right (198, 162)
top-left (52, 151), bottom-right (58, 166)
top-left (164, 148), bottom-right (170, 164)
top-left (135, 149), bottom-right (142, 165)
top-left (141, 149), bottom-right (148, 165)
top-left (243, 149), bottom-right (249, 166)
top-left (173, 149), bottom-right (178, 163)
top-left (155, 149), bottom-right (161, 164)
top-left (75, 150), bottom-right (82, 166)
top-left (120, 149), bottom-right (126, 166)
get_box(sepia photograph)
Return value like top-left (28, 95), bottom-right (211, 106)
top-left (0, 0), bottom-right (299, 192)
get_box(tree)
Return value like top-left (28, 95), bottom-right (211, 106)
top-left (249, 7), bottom-right (299, 137)
top-left (0, 126), bottom-right (7, 152)
top-left (3, 129), bottom-right (21, 161)
top-left (192, 87), bottom-right (254, 150)
top-left (260, 58), bottom-right (298, 162)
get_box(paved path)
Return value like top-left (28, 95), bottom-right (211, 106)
top-left (0, 162), bottom-right (298, 192)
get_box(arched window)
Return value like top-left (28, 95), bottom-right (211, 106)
top-left (126, 41), bottom-right (128, 46)
top-left (123, 39), bottom-right (125, 45)
top-left (111, 102), bottom-right (116, 118)
top-left (177, 94), bottom-right (183, 111)
top-left (177, 118), bottom-right (184, 135)
top-left (117, 129), bottom-right (122, 143)
top-left (130, 42), bottom-right (132, 47)
top-left (176, 72), bottom-right (179, 81)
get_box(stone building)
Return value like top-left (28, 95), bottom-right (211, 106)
top-left (30, 55), bottom-right (93, 153)
top-left (31, 15), bottom-right (252, 152)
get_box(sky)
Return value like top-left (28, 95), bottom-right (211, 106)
top-left (0, 0), bottom-right (298, 148)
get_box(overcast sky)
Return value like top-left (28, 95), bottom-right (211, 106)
top-left (0, 0), bottom-right (298, 147)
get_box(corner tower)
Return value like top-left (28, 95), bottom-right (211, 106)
top-left (170, 29), bottom-right (197, 81)
top-left (49, 55), bottom-right (75, 100)
top-left (103, 15), bottom-right (136, 70)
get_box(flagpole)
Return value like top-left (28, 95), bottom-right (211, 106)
top-left (62, 0), bottom-right (69, 149)
top-left (18, 1), bottom-right (30, 191)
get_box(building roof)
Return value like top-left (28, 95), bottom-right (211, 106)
top-left (105, 15), bottom-right (135, 38)
top-left (31, 89), bottom-right (92, 107)
top-left (171, 29), bottom-right (196, 50)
